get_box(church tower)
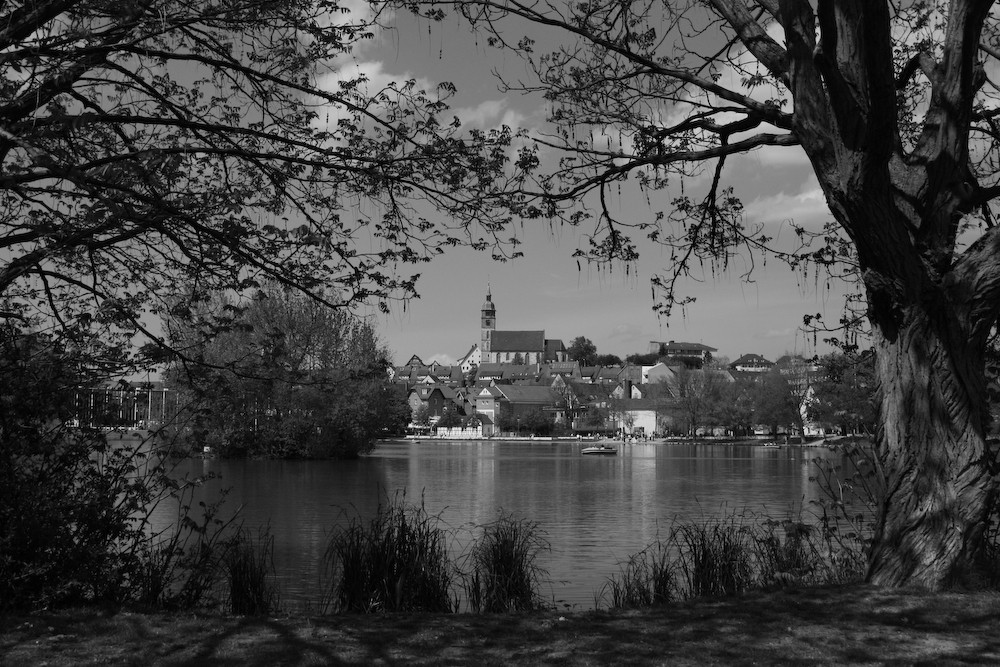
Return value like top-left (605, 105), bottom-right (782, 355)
top-left (481, 287), bottom-right (496, 361)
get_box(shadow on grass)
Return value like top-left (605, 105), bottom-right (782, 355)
top-left (3, 585), bottom-right (1000, 665)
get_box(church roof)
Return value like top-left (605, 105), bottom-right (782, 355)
top-left (491, 330), bottom-right (545, 352)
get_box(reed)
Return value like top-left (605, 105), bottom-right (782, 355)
top-left (674, 516), bottom-right (756, 599)
top-left (223, 526), bottom-right (279, 616)
top-left (463, 512), bottom-right (550, 613)
top-left (323, 491), bottom-right (456, 613)
top-left (599, 538), bottom-right (675, 609)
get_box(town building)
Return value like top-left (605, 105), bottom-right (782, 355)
top-left (730, 353), bottom-right (775, 373)
top-left (480, 287), bottom-right (567, 364)
top-left (647, 340), bottom-right (718, 365)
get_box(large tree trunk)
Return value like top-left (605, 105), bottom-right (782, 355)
top-left (866, 309), bottom-right (998, 588)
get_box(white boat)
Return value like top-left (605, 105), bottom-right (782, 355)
top-left (581, 445), bottom-right (618, 456)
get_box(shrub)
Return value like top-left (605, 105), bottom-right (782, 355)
top-left (463, 512), bottom-right (550, 613)
top-left (323, 491), bottom-right (456, 613)
top-left (134, 484), bottom-right (238, 610)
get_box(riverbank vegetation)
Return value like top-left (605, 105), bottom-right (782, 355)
top-left (163, 283), bottom-right (410, 460)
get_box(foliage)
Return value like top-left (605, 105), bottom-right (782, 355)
top-left (462, 512), bottom-right (550, 613)
top-left (435, 406), bottom-right (464, 429)
top-left (626, 353), bottom-right (660, 366)
top-left (567, 336), bottom-right (598, 366)
top-left (710, 378), bottom-right (756, 437)
top-left (752, 369), bottom-right (799, 435)
top-left (520, 408), bottom-right (555, 436)
top-left (593, 354), bottom-right (623, 366)
top-left (0, 0), bottom-right (517, 375)
top-left (0, 325), bottom-right (238, 611)
top-left (135, 484), bottom-right (239, 610)
top-left (413, 404), bottom-right (432, 427)
top-left (809, 352), bottom-right (877, 435)
top-left (168, 284), bottom-right (402, 458)
top-left (323, 492), bottom-right (457, 613)
top-left (664, 369), bottom-right (728, 436)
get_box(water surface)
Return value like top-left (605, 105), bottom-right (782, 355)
top-left (154, 440), bottom-right (842, 610)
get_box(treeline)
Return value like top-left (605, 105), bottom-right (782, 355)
top-left (164, 284), bottom-right (410, 459)
top-left (655, 354), bottom-right (878, 437)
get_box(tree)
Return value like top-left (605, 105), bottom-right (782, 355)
top-left (593, 353), bottom-right (623, 367)
top-left (810, 351), bottom-right (877, 435)
top-left (665, 368), bottom-right (727, 436)
top-left (752, 368), bottom-right (798, 436)
top-left (397, 0), bottom-right (1000, 588)
top-left (0, 0), bottom-right (514, 376)
top-left (625, 352), bottom-right (660, 366)
top-left (413, 405), bottom-right (432, 428)
top-left (567, 336), bottom-right (598, 365)
top-left (167, 283), bottom-right (401, 458)
top-left (712, 376), bottom-right (756, 437)
top-left (435, 406), bottom-right (463, 429)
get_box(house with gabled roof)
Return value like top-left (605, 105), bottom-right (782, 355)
top-left (474, 384), bottom-right (559, 433)
top-left (592, 365), bottom-right (623, 385)
top-left (408, 385), bottom-right (463, 420)
top-left (545, 361), bottom-right (581, 380)
top-left (458, 344), bottom-right (480, 374)
top-left (648, 340), bottom-right (718, 364)
top-left (730, 353), bottom-right (774, 373)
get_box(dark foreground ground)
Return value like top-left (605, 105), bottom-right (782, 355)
top-left (3, 584), bottom-right (999, 666)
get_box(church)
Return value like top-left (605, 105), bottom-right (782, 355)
top-left (478, 288), bottom-right (567, 364)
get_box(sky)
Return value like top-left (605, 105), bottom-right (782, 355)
top-left (340, 7), bottom-right (857, 366)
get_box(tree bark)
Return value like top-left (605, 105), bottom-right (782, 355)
top-left (866, 308), bottom-right (999, 588)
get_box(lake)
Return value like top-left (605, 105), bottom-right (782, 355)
top-left (152, 440), bottom-right (847, 611)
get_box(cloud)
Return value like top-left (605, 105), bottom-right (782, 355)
top-left (758, 327), bottom-right (796, 339)
top-left (608, 323), bottom-right (643, 340)
top-left (427, 353), bottom-right (457, 365)
top-left (452, 98), bottom-right (526, 131)
top-left (743, 185), bottom-right (831, 231)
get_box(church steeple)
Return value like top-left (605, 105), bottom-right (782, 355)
top-left (481, 286), bottom-right (496, 358)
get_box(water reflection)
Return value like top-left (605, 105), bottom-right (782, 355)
top-left (150, 441), bottom-right (844, 611)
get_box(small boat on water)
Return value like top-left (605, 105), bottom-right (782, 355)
top-left (581, 445), bottom-right (618, 456)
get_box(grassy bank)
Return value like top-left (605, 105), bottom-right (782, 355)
top-left (2, 585), bottom-right (999, 665)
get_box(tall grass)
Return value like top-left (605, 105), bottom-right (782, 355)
top-left (323, 491), bottom-right (456, 613)
top-left (675, 515), bottom-right (756, 598)
top-left (599, 506), bottom-right (871, 609)
top-left (463, 512), bottom-right (550, 612)
top-left (599, 538), bottom-right (675, 608)
top-left (223, 526), bottom-right (279, 616)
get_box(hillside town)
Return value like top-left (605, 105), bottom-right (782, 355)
top-left (394, 289), bottom-right (833, 440)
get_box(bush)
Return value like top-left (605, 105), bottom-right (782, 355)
top-left (134, 484), bottom-right (238, 610)
top-left (323, 491), bottom-right (456, 613)
top-left (463, 512), bottom-right (550, 613)
top-left (0, 327), bottom-right (240, 611)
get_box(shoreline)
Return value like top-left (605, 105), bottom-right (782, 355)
top-left (392, 435), bottom-right (854, 447)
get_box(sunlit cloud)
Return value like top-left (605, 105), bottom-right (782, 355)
top-left (427, 353), bottom-right (457, 365)
top-left (758, 327), bottom-right (796, 339)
